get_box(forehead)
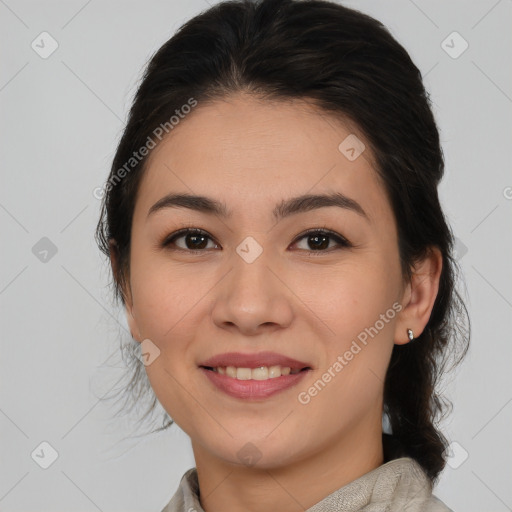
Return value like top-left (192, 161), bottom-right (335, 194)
top-left (134, 94), bottom-right (393, 227)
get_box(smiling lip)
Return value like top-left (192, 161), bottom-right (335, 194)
top-left (199, 351), bottom-right (311, 370)
top-left (200, 367), bottom-right (311, 400)
top-left (198, 351), bottom-right (312, 400)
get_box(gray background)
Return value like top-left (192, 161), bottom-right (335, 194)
top-left (1, 0), bottom-right (511, 510)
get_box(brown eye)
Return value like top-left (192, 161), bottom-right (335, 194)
top-left (291, 229), bottom-right (351, 254)
top-left (162, 228), bottom-right (218, 252)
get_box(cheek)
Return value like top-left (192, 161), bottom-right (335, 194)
top-left (302, 261), bottom-right (399, 404)
top-left (129, 250), bottom-right (203, 338)
top-left (298, 259), bottom-right (397, 337)
top-left (132, 264), bottom-right (203, 429)
top-left (296, 269), bottom-right (396, 418)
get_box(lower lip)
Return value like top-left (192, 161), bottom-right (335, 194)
top-left (200, 367), bottom-right (310, 400)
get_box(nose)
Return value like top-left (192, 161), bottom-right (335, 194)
top-left (210, 249), bottom-right (294, 336)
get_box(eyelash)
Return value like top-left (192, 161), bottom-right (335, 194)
top-left (160, 225), bottom-right (352, 256)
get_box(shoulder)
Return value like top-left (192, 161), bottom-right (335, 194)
top-left (160, 468), bottom-right (200, 512)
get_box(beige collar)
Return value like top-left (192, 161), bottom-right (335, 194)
top-left (161, 456), bottom-right (452, 512)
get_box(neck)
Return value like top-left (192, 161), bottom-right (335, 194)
top-left (192, 418), bottom-right (384, 512)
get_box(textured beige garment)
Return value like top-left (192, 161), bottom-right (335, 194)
top-left (160, 456), bottom-right (454, 512)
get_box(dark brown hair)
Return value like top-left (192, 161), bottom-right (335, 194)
top-left (95, 0), bottom-right (470, 485)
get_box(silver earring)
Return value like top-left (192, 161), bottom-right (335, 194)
top-left (407, 328), bottom-right (414, 341)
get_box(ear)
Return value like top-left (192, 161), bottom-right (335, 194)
top-left (394, 246), bottom-right (443, 345)
top-left (109, 239), bottom-right (142, 343)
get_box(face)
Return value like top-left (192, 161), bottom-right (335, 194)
top-left (121, 93), bottom-right (409, 468)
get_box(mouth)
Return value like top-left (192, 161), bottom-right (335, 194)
top-left (198, 351), bottom-right (312, 399)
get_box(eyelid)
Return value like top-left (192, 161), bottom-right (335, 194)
top-left (292, 227), bottom-right (352, 247)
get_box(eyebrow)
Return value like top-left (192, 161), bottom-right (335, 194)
top-left (147, 191), bottom-right (370, 223)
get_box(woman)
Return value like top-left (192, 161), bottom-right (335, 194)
top-left (95, 0), bottom-right (470, 510)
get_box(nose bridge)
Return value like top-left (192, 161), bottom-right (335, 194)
top-left (230, 235), bottom-right (278, 303)
top-left (211, 236), bottom-right (294, 332)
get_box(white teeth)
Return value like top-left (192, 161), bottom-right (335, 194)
top-left (252, 366), bottom-right (268, 380)
top-left (212, 365), bottom-right (302, 380)
top-left (268, 365), bottom-right (281, 378)
top-left (236, 367), bottom-right (252, 380)
top-left (226, 366), bottom-right (237, 378)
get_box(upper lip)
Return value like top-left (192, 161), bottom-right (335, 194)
top-left (199, 351), bottom-right (312, 370)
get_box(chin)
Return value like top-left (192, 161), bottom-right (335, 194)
top-left (206, 435), bottom-right (304, 470)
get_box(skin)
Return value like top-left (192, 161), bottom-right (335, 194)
top-left (112, 93), bottom-right (442, 512)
